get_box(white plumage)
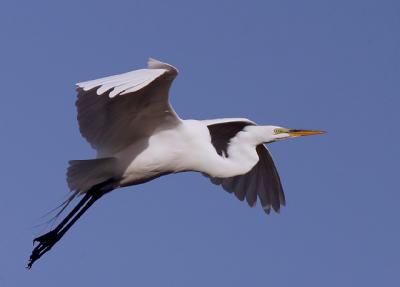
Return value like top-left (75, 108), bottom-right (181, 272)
top-left (28, 58), bottom-right (324, 268)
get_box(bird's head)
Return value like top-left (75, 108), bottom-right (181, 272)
top-left (260, 126), bottom-right (326, 143)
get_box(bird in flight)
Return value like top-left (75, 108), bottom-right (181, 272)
top-left (28, 58), bottom-right (325, 268)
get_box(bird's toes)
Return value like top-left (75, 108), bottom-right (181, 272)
top-left (33, 230), bottom-right (58, 245)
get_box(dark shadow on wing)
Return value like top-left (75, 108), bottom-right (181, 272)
top-left (207, 121), bottom-right (254, 157)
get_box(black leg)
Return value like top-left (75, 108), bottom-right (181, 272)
top-left (27, 179), bottom-right (115, 269)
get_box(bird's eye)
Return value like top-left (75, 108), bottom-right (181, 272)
top-left (274, 129), bottom-right (281, 134)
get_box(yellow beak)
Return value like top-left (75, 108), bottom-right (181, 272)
top-left (288, 129), bottom-right (326, 137)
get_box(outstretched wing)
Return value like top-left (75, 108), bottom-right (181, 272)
top-left (205, 120), bottom-right (285, 214)
top-left (209, 145), bottom-right (285, 214)
top-left (75, 58), bottom-right (181, 155)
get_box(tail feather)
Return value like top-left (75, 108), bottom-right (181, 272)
top-left (67, 157), bottom-right (118, 192)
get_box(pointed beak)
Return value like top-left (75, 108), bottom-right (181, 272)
top-left (288, 129), bottom-right (326, 137)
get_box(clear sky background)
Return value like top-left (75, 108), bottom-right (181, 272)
top-left (0, 0), bottom-right (399, 286)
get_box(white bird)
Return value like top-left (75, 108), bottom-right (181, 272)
top-left (28, 58), bottom-right (324, 268)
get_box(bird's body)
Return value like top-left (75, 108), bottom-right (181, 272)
top-left (90, 118), bottom-right (262, 186)
top-left (118, 119), bottom-right (238, 183)
top-left (28, 58), bottom-right (324, 268)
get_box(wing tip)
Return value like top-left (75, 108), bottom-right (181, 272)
top-left (263, 206), bottom-right (271, 214)
top-left (148, 58), bottom-right (179, 75)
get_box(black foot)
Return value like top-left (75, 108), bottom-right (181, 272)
top-left (27, 230), bottom-right (60, 269)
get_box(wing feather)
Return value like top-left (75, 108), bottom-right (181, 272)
top-left (75, 58), bottom-right (180, 154)
top-left (245, 164), bottom-right (259, 207)
top-left (207, 144), bottom-right (285, 214)
top-left (258, 171), bottom-right (271, 214)
top-left (234, 175), bottom-right (248, 201)
top-left (257, 145), bottom-right (285, 211)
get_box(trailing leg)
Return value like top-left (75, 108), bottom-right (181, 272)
top-left (27, 179), bottom-right (115, 269)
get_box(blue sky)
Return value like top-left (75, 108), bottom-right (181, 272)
top-left (0, 0), bottom-right (399, 286)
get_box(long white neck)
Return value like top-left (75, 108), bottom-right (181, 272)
top-left (200, 125), bottom-right (275, 178)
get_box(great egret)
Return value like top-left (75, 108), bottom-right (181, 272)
top-left (28, 58), bottom-right (324, 268)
